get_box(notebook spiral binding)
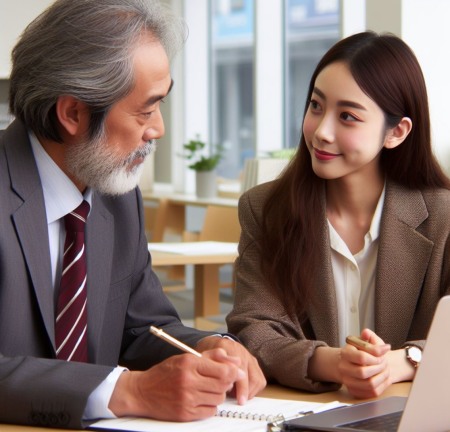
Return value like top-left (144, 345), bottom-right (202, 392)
top-left (216, 409), bottom-right (284, 422)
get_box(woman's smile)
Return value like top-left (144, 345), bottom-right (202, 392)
top-left (313, 147), bottom-right (341, 161)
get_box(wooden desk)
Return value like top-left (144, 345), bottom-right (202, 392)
top-left (0, 383), bottom-right (411, 432)
top-left (258, 382), bottom-right (411, 404)
top-left (149, 243), bottom-right (238, 319)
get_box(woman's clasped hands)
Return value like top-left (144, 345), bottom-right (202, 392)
top-left (339, 329), bottom-right (392, 399)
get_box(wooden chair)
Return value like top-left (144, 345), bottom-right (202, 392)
top-left (144, 198), bottom-right (184, 242)
top-left (183, 205), bottom-right (240, 243)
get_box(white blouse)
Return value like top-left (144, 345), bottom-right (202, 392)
top-left (328, 186), bottom-right (386, 347)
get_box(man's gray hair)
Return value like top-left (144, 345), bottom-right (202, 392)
top-left (9, 0), bottom-right (187, 142)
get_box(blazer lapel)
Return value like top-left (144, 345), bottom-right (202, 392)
top-left (375, 182), bottom-right (433, 347)
top-left (85, 194), bottom-right (114, 362)
top-left (5, 121), bottom-right (55, 346)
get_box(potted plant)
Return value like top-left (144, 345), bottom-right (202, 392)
top-left (181, 135), bottom-right (223, 198)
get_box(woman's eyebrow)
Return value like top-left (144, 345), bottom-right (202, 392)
top-left (312, 86), bottom-right (367, 111)
top-left (337, 100), bottom-right (367, 111)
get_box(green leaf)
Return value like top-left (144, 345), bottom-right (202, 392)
top-left (180, 134), bottom-right (224, 171)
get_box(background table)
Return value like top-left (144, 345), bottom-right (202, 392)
top-left (149, 242), bottom-right (238, 320)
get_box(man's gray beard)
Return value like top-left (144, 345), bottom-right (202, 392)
top-left (66, 132), bottom-right (156, 196)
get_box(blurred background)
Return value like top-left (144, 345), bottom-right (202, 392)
top-left (2, 0), bottom-right (450, 195)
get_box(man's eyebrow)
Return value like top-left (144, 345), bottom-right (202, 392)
top-left (312, 86), bottom-right (367, 111)
top-left (144, 79), bottom-right (174, 106)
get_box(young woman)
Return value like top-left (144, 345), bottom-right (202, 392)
top-left (227, 31), bottom-right (450, 398)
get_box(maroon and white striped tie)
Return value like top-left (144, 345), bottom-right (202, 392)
top-left (55, 200), bottom-right (90, 362)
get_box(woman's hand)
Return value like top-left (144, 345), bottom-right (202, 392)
top-left (339, 329), bottom-right (391, 399)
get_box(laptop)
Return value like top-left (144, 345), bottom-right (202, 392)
top-left (282, 295), bottom-right (450, 432)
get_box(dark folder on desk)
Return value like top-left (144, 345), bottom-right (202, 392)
top-left (282, 295), bottom-right (450, 432)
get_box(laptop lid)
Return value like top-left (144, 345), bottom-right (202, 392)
top-left (282, 295), bottom-right (450, 432)
top-left (397, 294), bottom-right (450, 431)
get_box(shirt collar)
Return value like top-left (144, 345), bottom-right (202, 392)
top-left (28, 131), bottom-right (92, 224)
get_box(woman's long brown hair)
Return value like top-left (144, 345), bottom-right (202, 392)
top-left (261, 31), bottom-right (450, 319)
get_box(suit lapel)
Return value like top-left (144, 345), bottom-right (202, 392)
top-left (5, 121), bottom-right (56, 346)
top-left (375, 182), bottom-right (433, 346)
top-left (4, 121), bottom-right (116, 359)
top-left (85, 194), bottom-right (114, 362)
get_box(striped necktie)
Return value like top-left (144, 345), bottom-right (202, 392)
top-left (55, 200), bottom-right (90, 362)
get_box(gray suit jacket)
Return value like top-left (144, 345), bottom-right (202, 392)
top-left (0, 120), bottom-right (214, 428)
top-left (227, 180), bottom-right (450, 393)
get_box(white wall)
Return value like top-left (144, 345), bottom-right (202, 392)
top-left (0, 0), bottom-right (54, 78)
top-left (181, 0), bottom-right (209, 193)
top-left (254, 2), bottom-right (284, 153)
top-left (340, 0), bottom-right (366, 37)
top-left (366, 0), bottom-right (450, 172)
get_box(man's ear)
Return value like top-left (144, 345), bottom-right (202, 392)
top-left (55, 95), bottom-right (88, 137)
top-left (384, 117), bottom-right (413, 150)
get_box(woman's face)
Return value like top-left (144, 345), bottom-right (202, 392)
top-left (302, 61), bottom-right (388, 182)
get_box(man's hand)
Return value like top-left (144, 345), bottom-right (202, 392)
top-left (195, 336), bottom-right (266, 405)
top-left (108, 348), bottom-right (245, 422)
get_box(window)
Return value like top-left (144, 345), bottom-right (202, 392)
top-left (284, 0), bottom-right (340, 148)
top-left (210, 0), bottom-right (255, 179)
top-left (205, 0), bottom-right (339, 182)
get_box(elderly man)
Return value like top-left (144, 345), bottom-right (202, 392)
top-left (0, 0), bottom-right (265, 428)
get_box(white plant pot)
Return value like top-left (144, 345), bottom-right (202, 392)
top-left (195, 170), bottom-right (217, 198)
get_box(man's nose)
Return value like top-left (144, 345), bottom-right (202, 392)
top-left (144, 111), bottom-right (165, 141)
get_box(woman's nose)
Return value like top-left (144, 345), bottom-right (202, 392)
top-left (314, 113), bottom-right (335, 143)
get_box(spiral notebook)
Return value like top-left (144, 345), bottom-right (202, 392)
top-left (88, 397), bottom-right (346, 432)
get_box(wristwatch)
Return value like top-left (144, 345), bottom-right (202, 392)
top-left (405, 345), bottom-right (422, 368)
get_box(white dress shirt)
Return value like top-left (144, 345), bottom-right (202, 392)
top-left (29, 132), bottom-right (121, 419)
top-left (328, 187), bottom-right (386, 347)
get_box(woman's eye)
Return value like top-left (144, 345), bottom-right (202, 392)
top-left (341, 112), bottom-right (358, 122)
top-left (309, 99), bottom-right (321, 111)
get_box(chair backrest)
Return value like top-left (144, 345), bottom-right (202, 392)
top-left (198, 205), bottom-right (240, 242)
top-left (241, 157), bottom-right (290, 192)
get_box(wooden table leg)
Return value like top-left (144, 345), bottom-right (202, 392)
top-left (194, 264), bottom-right (221, 318)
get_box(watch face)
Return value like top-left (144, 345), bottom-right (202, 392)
top-left (407, 346), bottom-right (422, 363)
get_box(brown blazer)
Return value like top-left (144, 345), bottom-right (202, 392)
top-left (227, 180), bottom-right (450, 392)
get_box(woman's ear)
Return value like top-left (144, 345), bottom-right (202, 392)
top-left (384, 117), bottom-right (413, 149)
top-left (55, 95), bottom-right (88, 137)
